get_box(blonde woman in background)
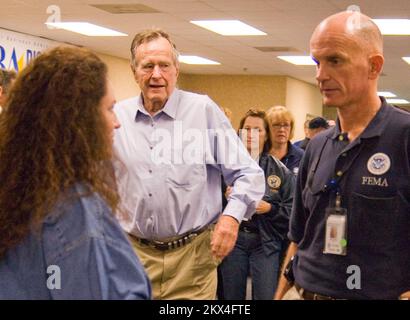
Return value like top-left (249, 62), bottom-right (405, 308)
top-left (0, 46), bottom-right (151, 299)
top-left (266, 106), bottom-right (304, 176)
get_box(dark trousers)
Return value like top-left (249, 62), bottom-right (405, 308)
top-left (219, 230), bottom-right (281, 300)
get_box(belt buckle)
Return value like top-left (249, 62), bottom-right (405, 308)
top-left (313, 292), bottom-right (334, 300)
top-left (296, 285), bottom-right (330, 300)
top-left (149, 240), bottom-right (167, 251)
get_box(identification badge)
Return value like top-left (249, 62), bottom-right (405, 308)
top-left (323, 207), bottom-right (348, 256)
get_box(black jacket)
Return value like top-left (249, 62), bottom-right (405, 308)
top-left (253, 153), bottom-right (295, 255)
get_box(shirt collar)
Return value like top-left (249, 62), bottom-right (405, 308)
top-left (135, 89), bottom-right (179, 120)
top-left (328, 96), bottom-right (389, 140)
top-left (285, 141), bottom-right (297, 159)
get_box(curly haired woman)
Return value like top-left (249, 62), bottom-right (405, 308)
top-left (0, 46), bottom-right (151, 299)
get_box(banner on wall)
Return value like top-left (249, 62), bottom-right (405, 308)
top-left (0, 28), bottom-right (61, 72)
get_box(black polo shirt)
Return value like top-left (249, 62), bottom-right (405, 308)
top-left (289, 98), bottom-right (410, 299)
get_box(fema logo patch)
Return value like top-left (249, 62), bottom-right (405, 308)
top-left (367, 153), bottom-right (391, 176)
top-left (267, 175), bottom-right (281, 189)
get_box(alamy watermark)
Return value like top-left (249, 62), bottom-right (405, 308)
top-left (149, 122), bottom-right (260, 166)
top-left (346, 5), bottom-right (362, 33)
top-left (346, 265), bottom-right (361, 290)
top-left (45, 5), bottom-right (61, 28)
top-left (46, 265), bottom-right (61, 290)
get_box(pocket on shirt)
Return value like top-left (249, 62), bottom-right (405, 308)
top-left (349, 192), bottom-right (399, 250)
top-left (166, 164), bottom-right (205, 188)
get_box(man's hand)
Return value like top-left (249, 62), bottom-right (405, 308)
top-left (274, 242), bottom-right (298, 300)
top-left (255, 200), bottom-right (271, 214)
top-left (211, 215), bottom-right (239, 260)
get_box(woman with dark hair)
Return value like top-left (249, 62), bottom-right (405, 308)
top-left (0, 46), bottom-right (151, 299)
top-left (219, 109), bottom-right (295, 300)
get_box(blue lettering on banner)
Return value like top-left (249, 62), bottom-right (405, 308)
top-left (9, 48), bottom-right (18, 70)
top-left (0, 38), bottom-right (41, 72)
top-left (26, 49), bottom-right (41, 65)
top-left (0, 46), bottom-right (5, 68)
top-left (0, 45), bottom-right (42, 72)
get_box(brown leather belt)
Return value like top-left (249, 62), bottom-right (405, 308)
top-left (130, 226), bottom-right (208, 251)
top-left (295, 283), bottom-right (341, 300)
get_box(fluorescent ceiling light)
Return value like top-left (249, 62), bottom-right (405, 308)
top-left (45, 22), bottom-right (127, 36)
top-left (378, 91), bottom-right (396, 98)
top-left (179, 55), bottom-right (220, 65)
top-left (403, 57), bottom-right (410, 64)
top-left (277, 56), bottom-right (316, 65)
top-left (372, 19), bottom-right (410, 35)
top-left (386, 98), bottom-right (409, 104)
top-left (190, 20), bottom-right (266, 36)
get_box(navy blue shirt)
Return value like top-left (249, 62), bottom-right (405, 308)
top-left (281, 142), bottom-right (304, 176)
top-left (289, 99), bottom-right (410, 299)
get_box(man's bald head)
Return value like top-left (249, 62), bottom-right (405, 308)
top-left (311, 11), bottom-right (383, 55)
top-left (309, 11), bottom-right (385, 110)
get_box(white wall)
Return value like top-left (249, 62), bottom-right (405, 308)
top-left (286, 77), bottom-right (323, 141)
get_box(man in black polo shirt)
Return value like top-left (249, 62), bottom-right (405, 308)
top-left (275, 10), bottom-right (410, 300)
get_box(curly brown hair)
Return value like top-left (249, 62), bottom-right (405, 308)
top-left (0, 46), bottom-right (119, 258)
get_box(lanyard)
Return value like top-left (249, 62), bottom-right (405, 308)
top-left (323, 177), bottom-right (343, 211)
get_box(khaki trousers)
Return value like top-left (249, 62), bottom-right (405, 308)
top-left (282, 285), bottom-right (304, 300)
top-left (129, 228), bottom-right (218, 300)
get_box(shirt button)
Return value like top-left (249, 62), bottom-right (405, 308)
top-left (149, 170), bottom-right (152, 174)
top-left (342, 153), bottom-right (347, 157)
top-left (338, 135), bottom-right (344, 141)
top-left (336, 171), bottom-right (343, 177)
top-left (149, 146), bottom-right (153, 150)
top-left (151, 122), bottom-right (154, 127)
top-left (149, 193), bottom-right (152, 197)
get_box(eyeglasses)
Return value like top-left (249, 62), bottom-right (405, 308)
top-left (271, 123), bottom-right (291, 129)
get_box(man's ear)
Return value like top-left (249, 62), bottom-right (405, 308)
top-left (368, 54), bottom-right (384, 80)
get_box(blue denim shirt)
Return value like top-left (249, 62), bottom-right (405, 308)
top-left (0, 184), bottom-right (152, 299)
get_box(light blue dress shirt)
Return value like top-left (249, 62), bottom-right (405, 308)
top-left (0, 184), bottom-right (152, 299)
top-left (113, 89), bottom-right (265, 240)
